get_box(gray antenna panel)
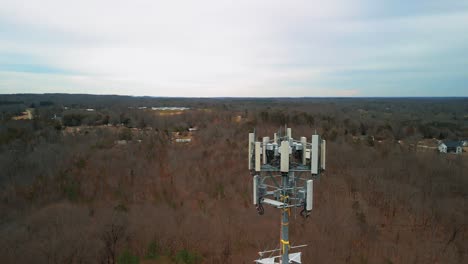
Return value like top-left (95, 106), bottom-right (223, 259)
top-left (249, 133), bottom-right (255, 170)
top-left (253, 175), bottom-right (259, 205)
top-left (311, 135), bottom-right (319, 174)
top-left (280, 140), bottom-right (289, 172)
top-left (300, 136), bottom-right (307, 165)
top-left (321, 140), bottom-right (326, 171)
top-left (262, 137), bottom-right (269, 164)
top-left (306, 180), bottom-right (313, 211)
top-left (255, 142), bottom-right (261, 172)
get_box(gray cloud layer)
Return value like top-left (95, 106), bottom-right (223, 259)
top-left (1, 0), bottom-right (467, 96)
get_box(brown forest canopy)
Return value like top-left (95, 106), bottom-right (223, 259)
top-left (0, 94), bottom-right (467, 263)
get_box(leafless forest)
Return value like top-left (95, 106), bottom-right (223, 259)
top-left (0, 94), bottom-right (467, 263)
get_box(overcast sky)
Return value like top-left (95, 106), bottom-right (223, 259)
top-left (0, 0), bottom-right (467, 97)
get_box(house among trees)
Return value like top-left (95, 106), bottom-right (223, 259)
top-left (463, 140), bottom-right (468, 152)
top-left (52, 113), bottom-right (62, 122)
top-left (12, 108), bottom-right (33, 120)
top-left (438, 140), bottom-right (463, 154)
top-left (175, 138), bottom-right (191, 143)
top-left (172, 131), bottom-right (193, 143)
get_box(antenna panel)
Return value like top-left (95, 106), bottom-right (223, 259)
top-left (321, 139), bottom-right (326, 170)
top-left (300, 137), bottom-right (307, 165)
top-left (287, 128), bottom-right (292, 139)
top-left (306, 180), bottom-right (313, 211)
top-left (311, 135), bottom-right (319, 174)
top-left (262, 137), bottom-right (269, 164)
top-left (248, 133), bottom-right (255, 170)
top-left (253, 175), bottom-right (259, 205)
top-left (280, 141), bottom-right (289, 172)
top-left (255, 142), bottom-right (261, 172)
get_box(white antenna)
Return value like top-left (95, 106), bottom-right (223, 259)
top-left (250, 128), bottom-right (326, 263)
top-left (248, 133), bottom-right (255, 170)
top-left (311, 135), bottom-right (319, 175)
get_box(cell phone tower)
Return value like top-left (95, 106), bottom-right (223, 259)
top-left (249, 127), bottom-right (326, 264)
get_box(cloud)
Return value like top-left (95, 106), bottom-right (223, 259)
top-left (0, 1), bottom-right (467, 96)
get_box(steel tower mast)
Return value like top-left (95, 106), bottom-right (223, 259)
top-left (249, 127), bottom-right (326, 264)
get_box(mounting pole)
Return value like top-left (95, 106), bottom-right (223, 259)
top-left (281, 172), bottom-right (290, 264)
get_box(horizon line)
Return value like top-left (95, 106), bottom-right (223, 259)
top-left (1, 93), bottom-right (468, 99)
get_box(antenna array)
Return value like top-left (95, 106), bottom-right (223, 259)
top-left (249, 127), bottom-right (326, 264)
